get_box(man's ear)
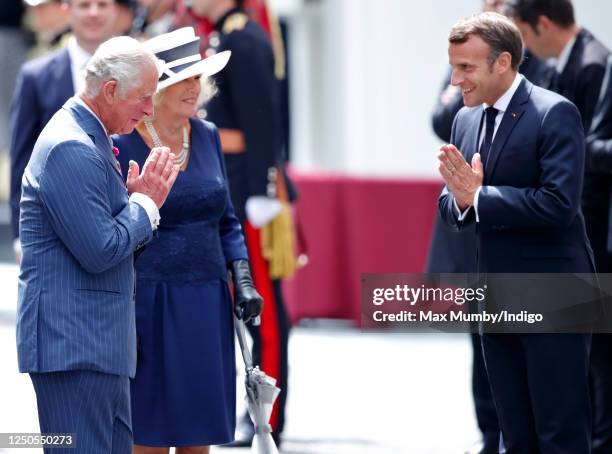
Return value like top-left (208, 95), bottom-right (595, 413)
top-left (496, 51), bottom-right (512, 74)
top-left (102, 80), bottom-right (118, 105)
top-left (537, 15), bottom-right (552, 34)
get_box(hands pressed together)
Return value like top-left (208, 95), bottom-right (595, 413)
top-left (437, 144), bottom-right (484, 211)
top-left (126, 146), bottom-right (180, 208)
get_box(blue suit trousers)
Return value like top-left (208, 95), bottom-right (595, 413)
top-left (30, 370), bottom-right (131, 454)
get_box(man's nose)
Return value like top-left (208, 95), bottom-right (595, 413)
top-left (450, 69), bottom-right (463, 86)
top-left (143, 99), bottom-right (154, 118)
top-left (87, 2), bottom-right (100, 16)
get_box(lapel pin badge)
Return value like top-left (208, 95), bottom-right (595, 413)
top-left (511, 112), bottom-right (517, 118)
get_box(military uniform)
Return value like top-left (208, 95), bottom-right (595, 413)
top-left (204, 6), bottom-right (290, 440)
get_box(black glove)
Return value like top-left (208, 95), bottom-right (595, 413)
top-left (230, 260), bottom-right (263, 323)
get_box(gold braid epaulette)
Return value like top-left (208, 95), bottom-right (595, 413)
top-left (222, 12), bottom-right (248, 34)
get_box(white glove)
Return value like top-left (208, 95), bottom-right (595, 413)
top-left (245, 196), bottom-right (282, 228)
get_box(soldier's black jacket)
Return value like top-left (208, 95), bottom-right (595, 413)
top-left (205, 7), bottom-right (283, 221)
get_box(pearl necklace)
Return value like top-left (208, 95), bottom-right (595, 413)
top-left (143, 118), bottom-right (190, 168)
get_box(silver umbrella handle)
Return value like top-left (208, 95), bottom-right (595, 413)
top-left (235, 318), bottom-right (254, 370)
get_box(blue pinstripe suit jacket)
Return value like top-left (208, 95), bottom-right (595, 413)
top-left (16, 97), bottom-right (153, 377)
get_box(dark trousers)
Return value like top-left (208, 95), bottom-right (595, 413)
top-left (30, 370), bottom-right (131, 454)
top-left (426, 215), bottom-right (499, 447)
top-left (587, 226), bottom-right (612, 454)
top-left (472, 334), bottom-right (500, 449)
top-left (591, 333), bottom-right (612, 454)
top-left (244, 221), bottom-right (291, 434)
top-left (482, 333), bottom-right (591, 454)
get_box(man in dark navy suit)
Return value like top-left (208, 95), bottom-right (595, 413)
top-left (428, 4), bottom-right (550, 453)
top-left (10, 0), bottom-right (116, 263)
top-left (429, 47), bottom-right (549, 454)
top-left (439, 12), bottom-right (594, 453)
top-left (504, 2), bottom-right (612, 451)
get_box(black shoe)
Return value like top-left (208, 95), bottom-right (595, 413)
top-left (273, 432), bottom-right (281, 448)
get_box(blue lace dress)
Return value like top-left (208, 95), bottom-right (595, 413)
top-left (114, 118), bottom-right (247, 446)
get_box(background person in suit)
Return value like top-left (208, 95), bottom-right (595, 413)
top-left (504, 2), bottom-right (612, 451)
top-left (588, 56), bottom-right (612, 173)
top-left (16, 36), bottom-right (179, 454)
top-left (0, 0), bottom-right (28, 158)
top-left (439, 12), bottom-right (594, 453)
top-left (586, 52), bottom-right (612, 454)
top-left (190, 0), bottom-right (292, 447)
top-left (9, 0), bottom-right (116, 264)
top-left (23, 0), bottom-right (70, 57)
top-left (504, 0), bottom-right (610, 264)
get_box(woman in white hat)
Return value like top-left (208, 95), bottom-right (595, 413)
top-left (114, 27), bottom-right (263, 454)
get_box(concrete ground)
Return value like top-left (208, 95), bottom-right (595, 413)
top-left (0, 263), bottom-right (480, 453)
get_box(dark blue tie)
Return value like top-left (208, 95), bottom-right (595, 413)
top-left (480, 106), bottom-right (499, 168)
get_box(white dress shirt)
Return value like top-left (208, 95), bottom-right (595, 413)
top-left (555, 34), bottom-right (577, 74)
top-left (67, 36), bottom-right (91, 95)
top-left (455, 72), bottom-right (524, 222)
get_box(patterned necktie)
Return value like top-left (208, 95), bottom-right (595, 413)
top-left (480, 106), bottom-right (499, 168)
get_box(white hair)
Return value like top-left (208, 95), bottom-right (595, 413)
top-left (84, 36), bottom-right (160, 99)
top-left (198, 76), bottom-right (218, 106)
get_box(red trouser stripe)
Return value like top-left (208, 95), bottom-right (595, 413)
top-left (244, 221), bottom-right (281, 430)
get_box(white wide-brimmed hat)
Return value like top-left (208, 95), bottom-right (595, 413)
top-left (144, 27), bottom-right (231, 91)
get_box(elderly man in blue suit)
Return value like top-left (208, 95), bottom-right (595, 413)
top-left (10, 0), bottom-right (116, 263)
top-left (438, 12), bottom-right (595, 453)
top-left (16, 36), bottom-right (179, 454)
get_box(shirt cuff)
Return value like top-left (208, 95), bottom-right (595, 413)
top-left (129, 193), bottom-right (160, 230)
top-left (453, 198), bottom-right (472, 222)
top-left (473, 187), bottom-right (482, 223)
top-left (246, 196), bottom-right (282, 228)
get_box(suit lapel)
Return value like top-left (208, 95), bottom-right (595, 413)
top-left (65, 98), bottom-right (124, 180)
top-left (51, 48), bottom-right (75, 109)
top-left (484, 79), bottom-right (531, 182)
top-left (474, 108), bottom-right (485, 160)
top-left (557, 29), bottom-right (592, 99)
top-left (464, 107), bottom-right (484, 165)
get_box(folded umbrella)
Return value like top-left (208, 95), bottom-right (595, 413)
top-left (235, 318), bottom-right (281, 454)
